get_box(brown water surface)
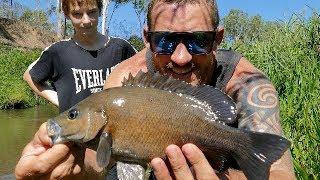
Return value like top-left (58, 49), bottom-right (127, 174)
top-left (0, 104), bottom-right (58, 175)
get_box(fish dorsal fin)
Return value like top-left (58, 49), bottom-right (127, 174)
top-left (122, 71), bottom-right (237, 124)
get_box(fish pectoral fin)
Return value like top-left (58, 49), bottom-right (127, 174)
top-left (96, 132), bottom-right (112, 168)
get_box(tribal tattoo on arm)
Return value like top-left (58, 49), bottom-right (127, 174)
top-left (226, 64), bottom-right (295, 177)
top-left (228, 72), bottom-right (282, 134)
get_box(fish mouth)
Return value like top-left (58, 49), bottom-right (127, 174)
top-left (47, 118), bottom-right (64, 144)
top-left (47, 119), bottom-right (86, 144)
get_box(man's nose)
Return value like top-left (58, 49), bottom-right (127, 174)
top-left (170, 43), bottom-right (192, 66)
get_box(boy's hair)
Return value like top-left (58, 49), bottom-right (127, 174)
top-left (62, 0), bottom-right (103, 15)
top-left (147, 0), bottom-right (219, 30)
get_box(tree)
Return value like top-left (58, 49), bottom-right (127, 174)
top-left (63, 19), bottom-right (74, 38)
top-left (0, 0), bottom-right (15, 19)
top-left (223, 9), bottom-right (264, 44)
top-left (223, 9), bottom-right (249, 42)
top-left (132, 0), bottom-right (148, 30)
top-left (128, 35), bottom-right (144, 51)
top-left (56, 0), bottom-right (63, 38)
top-left (247, 15), bottom-right (262, 41)
top-left (19, 9), bottom-right (53, 31)
top-left (101, 0), bottom-right (110, 35)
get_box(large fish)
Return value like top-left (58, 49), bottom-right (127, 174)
top-left (47, 72), bottom-right (290, 180)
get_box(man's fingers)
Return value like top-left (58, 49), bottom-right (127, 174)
top-left (151, 158), bottom-right (172, 180)
top-left (45, 153), bottom-right (81, 180)
top-left (166, 145), bottom-right (194, 180)
top-left (32, 144), bottom-right (71, 174)
top-left (33, 122), bottom-right (52, 147)
top-left (21, 145), bottom-right (47, 158)
top-left (182, 144), bottom-right (218, 180)
top-left (15, 144), bottom-right (70, 178)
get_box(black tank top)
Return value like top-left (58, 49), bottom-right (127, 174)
top-left (210, 49), bottom-right (242, 91)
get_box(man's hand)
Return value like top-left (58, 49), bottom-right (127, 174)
top-left (151, 144), bottom-right (218, 180)
top-left (15, 123), bottom-right (83, 180)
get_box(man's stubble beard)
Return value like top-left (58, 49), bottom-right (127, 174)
top-left (145, 48), bottom-right (214, 86)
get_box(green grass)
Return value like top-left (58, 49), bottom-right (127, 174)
top-left (223, 14), bottom-right (320, 179)
top-left (0, 45), bottom-right (46, 109)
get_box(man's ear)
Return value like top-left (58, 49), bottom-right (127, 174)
top-left (143, 25), bottom-right (150, 48)
top-left (214, 26), bottom-right (224, 47)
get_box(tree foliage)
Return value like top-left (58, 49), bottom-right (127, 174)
top-left (0, 0), bottom-right (25, 19)
top-left (223, 9), bottom-right (263, 44)
top-left (128, 34), bottom-right (144, 51)
top-left (19, 9), bottom-right (53, 31)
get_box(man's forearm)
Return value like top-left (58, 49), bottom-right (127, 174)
top-left (226, 71), bottom-right (295, 178)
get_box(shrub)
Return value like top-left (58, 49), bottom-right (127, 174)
top-left (0, 45), bottom-right (46, 109)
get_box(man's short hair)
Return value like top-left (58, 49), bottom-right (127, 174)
top-left (62, 0), bottom-right (103, 15)
top-left (147, 0), bottom-right (219, 30)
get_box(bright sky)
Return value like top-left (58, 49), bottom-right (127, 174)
top-left (217, 0), bottom-right (320, 20)
top-left (14, 0), bottom-right (320, 38)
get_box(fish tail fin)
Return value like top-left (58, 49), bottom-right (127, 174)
top-left (232, 132), bottom-right (290, 180)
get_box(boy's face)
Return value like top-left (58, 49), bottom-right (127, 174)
top-left (67, 0), bottom-right (99, 36)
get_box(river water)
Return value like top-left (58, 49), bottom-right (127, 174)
top-left (0, 104), bottom-right (58, 176)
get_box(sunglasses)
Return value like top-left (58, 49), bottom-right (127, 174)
top-left (147, 31), bottom-right (216, 55)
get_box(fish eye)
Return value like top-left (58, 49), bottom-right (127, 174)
top-left (68, 109), bottom-right (79, 120)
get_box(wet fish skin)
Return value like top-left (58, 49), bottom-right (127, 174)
top-left (47, 72), bottom-right (290, 180)
top-left (48, 85), bottom-right (235, 160)
top-left (101, 87), bottom-right (234, 161)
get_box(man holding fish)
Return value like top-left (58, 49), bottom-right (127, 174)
top-left (15, 0), bottom-right (296, 179)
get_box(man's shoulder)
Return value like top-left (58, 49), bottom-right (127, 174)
top-left (225, 57), bottom-right (268, 93)
top-left (117, 48), bottom-right (147, 73)
top-left (104, 48), bottom-right (147, 88)
top-left (233, 57), bottom-right (264, 77)
top-left (216, 49), bottom-right (264, 79)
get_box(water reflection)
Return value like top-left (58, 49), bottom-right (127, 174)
top-left (0, 104), bottom-right (58, 175)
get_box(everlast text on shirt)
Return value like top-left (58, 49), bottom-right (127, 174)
top-left (71, 68), bottom-right (113, 94)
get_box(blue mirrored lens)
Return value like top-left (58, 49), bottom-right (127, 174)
top-left (186, 32), bottom-right (211, 54)
top-left (155, 35), bottom-right (175, 54)
top-left (187, 41), bottom-right (207, 54)
top-left (149, 31), bottom-right (214, 55)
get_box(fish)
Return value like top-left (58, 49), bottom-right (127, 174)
top-left (47, 71), bottom-right (290, 180)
